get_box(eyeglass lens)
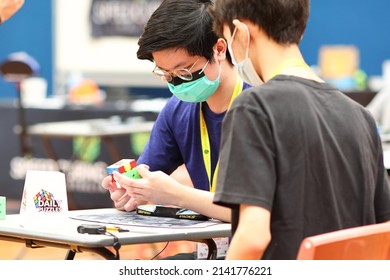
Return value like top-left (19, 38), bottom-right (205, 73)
top-left (153, 59), bottom-right (200, 82)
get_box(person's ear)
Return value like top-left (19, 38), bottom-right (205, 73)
top-left (222, 23), bottom-right (234, 42)
top-left (243, 20), bottom-right (263, 42)
top-left (213, 38), bottom-right (227, 60)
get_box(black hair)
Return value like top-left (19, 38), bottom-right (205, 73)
top-left (210, 0), bottom-right (310, 45)
top-left (137, 0), bottom-right (219, 62)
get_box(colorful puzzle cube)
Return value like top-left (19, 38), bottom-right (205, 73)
top-left (124, 168), bottom-right (141, 179)
top-left (106, 159), bottom-right (140, 191)
top-left (106, 159), bottom-right (137, 175)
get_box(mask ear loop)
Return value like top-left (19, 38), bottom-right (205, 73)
top-left (229, 23), bottom-right (251, 63)
top-left (229, 27), bottom-right (238, 65)
top-left (211, 47), bottom-right (223, 79)
top-left (217, 62), bottom-right (222, 79)
top-left (242, 23), bottom-right (250, 60)
top-left (202, 61), bottom-right (222, 83)
top-left (199, 60), bottom-right (210, 75)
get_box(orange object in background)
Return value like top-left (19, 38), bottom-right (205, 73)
top-left (319, 45), bottom-right (359, 79)
top-left (297, 222), bottom-right (390, 260)
top-left (68, 78), bottom-right (105, 105)
top-left (318, 45), bottom-right (367, 91)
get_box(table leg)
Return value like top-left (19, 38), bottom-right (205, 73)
top-left (65, 247), bottom-right (117, 260)
top-left (199, 239), bottom-right (218, 260)
top-left (65, 250), bottom-right (76, 260)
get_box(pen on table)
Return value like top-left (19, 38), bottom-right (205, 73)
top-left (105, 226), bottom-right (129, 232)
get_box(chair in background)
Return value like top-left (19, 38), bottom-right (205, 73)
top-left (297, 222), bottom-right (390, 260)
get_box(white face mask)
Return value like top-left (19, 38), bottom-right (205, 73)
top-left (228, 25), bottom-right (263, 86)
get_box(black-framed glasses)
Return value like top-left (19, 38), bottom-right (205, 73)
top-left (153, 58), bottom-right (209, 83)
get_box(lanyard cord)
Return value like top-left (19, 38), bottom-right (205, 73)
top-left (269, 58), bottom-right (311, 80)
top-left (200, 75), bottom-right (243, 192)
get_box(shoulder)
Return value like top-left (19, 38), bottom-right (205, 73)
top-left (235, 78), bottom-right (289, 103)
top-left (234, 75), bottom-right (348, 108)
top-left (231, 83), bottom-right (276, 114)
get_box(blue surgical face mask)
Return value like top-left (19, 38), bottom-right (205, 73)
top-left (167, 63), bottom-right (221, 103)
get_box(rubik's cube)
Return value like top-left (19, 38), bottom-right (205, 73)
top-left (106, 159), bottom-right (141, 190)
top-left (106, 159), bottom-right (137, 174)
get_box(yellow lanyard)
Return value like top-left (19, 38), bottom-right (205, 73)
top-left (270, 58), bottom-right (311, 79)
top-left (200, 76), bottom-right (243, 192)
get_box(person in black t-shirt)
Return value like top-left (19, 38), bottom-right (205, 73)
top-left (210, 0), bottom-right (390, 259)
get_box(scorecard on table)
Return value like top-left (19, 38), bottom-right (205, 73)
top-left (70, 210), bottom-right (222, 229)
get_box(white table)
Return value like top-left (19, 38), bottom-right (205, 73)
top-left (0, 208), bottom-right (231, 260)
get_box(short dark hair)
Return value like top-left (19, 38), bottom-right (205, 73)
top-left (211, 0), bottom-right (310, 45)
top-left (137, 0), bottom-right (219, 62)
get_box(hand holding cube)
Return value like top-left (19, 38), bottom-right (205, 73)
top-left (106, 159), bottom-right (141, 191)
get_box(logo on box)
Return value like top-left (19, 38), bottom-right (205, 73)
top-left (20, 170), bottom-right (68, 217)
top-left (33, 189), bottom-right (64, 212)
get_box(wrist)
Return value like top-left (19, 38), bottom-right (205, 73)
top-left (170, 182), bottom-right (186, 208)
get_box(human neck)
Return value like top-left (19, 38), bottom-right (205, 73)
top-left (254, 39), bottom-right (323, 83)
top-left (257, 42), bottom-right (303, 81)
top-left (206, 63), bottom-right (238, 114)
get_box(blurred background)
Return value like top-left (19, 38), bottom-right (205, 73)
top-left (1, 0), bottom-right (390, 208)
top-left (1, 0), bottom-right (390, 100)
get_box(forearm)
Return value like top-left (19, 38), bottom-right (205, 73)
top-left (172, 185), bottom-right (231, 222)
top-left (225, 230), bottom-right (265, 259)
top-left (225, 205), bottom-right (271, 259)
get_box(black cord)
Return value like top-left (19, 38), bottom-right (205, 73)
top-left (78, 224), bottom-right (167, 260)
top-left (150, 242), bottom-right (169, 260)
top-left (105, 231), bottom-right (121, 260)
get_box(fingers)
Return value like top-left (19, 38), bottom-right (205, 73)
top-left (103, 170), bottom-right (146, 211)
top-left (111, 166), bottom-right (156, 207)
top-left (137, 163), bottom-right (150, 170)
top-left (112, 171), bottom-right (146, 199)
top-left (101, 175), bottom-right (114, 190)
top-left (112, 191), bottom-right (137, 211)
top-left (122, 197), bottom-right (139, 212)
top-left (113, 170), bottom-right (146, 190)
top-left (135, 164), bottom-right (151, 178)
top-left (110, 187), bottom-right (126, 201)
top-left (111, 188), bottom-right (143, 212)
top-left (113, 171), bottom-right (131, 187)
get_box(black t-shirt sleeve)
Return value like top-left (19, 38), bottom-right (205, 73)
top-left (213, 98), bottom-right (276, 211)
